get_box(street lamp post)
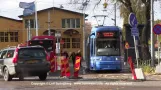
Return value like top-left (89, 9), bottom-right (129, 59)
top-left (151, 0), bottom-right (155, 67)
top-left (114, 2), bottom-right (116, 26)
top-left (82, 1), bottom-right (88, 61)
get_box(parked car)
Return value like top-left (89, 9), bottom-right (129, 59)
top-left (0, 45), bottom-right (50, 81)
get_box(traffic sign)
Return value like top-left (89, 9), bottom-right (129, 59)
top-left (129, 13), bottom-right (138, 27)
top-left (153, 24), bottom-right (161, 35)
top-left (131, 27), bottom-right (139, 36)
top-left (125, 42), bottom-right (130, 49)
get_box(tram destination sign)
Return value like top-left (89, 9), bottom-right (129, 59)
top-left (97, 31), bottom-right (118, 38)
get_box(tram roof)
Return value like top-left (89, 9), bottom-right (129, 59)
top-left (91, 26), bottom-right (121, 32)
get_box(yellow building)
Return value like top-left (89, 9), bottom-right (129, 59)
top-left (0, 16), bottom-right (22, 49)
top-left (19, 7), bottom-right (87, 55)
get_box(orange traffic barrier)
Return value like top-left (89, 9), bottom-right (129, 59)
top-left (49, 51), bottom-right (56, 72)
top-left (64, 58), bottom-right (70, 77)
top-left (60, 57), bottom-right (71, 77)
top-left (54, 56), bottom-right (58, 71)
top-left (74, 56), bottom-right (81, 78)
top-left (128, 56), bottom-right (137, 80)
top-left (61, 58), bottom-right (65, 76)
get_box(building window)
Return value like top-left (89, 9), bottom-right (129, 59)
top-left (76, 18), bottom-right (80, 28)
top-left (4, 32), bottom-right (8, 42)
top-left (72, 38), bottom-right (80, 48)
top-left (62, 19), bottom-right (65, 28)
top-left (71, 19), bottom-right (76, 28)
top-left (66, 19), bottom-right (70, 28)
top-left (0, 32), bottom-right (4, 42)
top-left (62, 38), bottom-right (70, 48)
top-left (62, 18), bottom-right (80, 28)
top-left (10, 32), bottom-right (18, 42)
top-left (0, 32), bottom-right (18, 42)
top-left (0, 32), bottom-right (8, 42)
top-left (30, 19), bottom-right (35, 28)
top-left (25, 19), bottom-right (35, 28)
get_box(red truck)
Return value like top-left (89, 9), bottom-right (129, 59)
top-left (27, 35), bottom-right (57, 72)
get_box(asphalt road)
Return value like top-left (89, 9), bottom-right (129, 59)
top-left (0, 72), bottom-right (161, 90)
top-left (0, 61), bottom-right (161, 90)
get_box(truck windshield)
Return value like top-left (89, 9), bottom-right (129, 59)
top-left (29, 40), bottom-right (53, 52)
top-left (96, 38), bottom-right (120, 56)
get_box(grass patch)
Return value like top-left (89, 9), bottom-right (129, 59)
top-left (141, 65), bottom-right (155, 74)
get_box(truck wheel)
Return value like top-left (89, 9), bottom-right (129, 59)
top-left (3, 67), bottom-right (12, 81)
top-left (38, 73), bottom-right (47, 80)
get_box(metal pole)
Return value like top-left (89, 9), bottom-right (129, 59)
top-left (28, 20), bottom-right (31, 40)
top-left (159, 42), bottom-right (160, 64)
top-left (151, 0), bottom-right (155, 67)
top-left (127, 49), bottom-right (128, 62)
top-left (157, 35), bottom-right (160, 64)
top-left (114, 2), bottom-right (116, 26)
top-left (27, 20), bottom-right (29, 41)
top-left (133, 36), bottom-right (139, 68)
top-left (83, 9), bottom-right (86, 61)
top-left (48, 10), bottom-right (51, 36)
top-left (35, 1), bottom-right (38, 36)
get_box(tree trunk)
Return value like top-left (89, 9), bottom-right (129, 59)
top-left (141, 1), bottom-right (151, 60)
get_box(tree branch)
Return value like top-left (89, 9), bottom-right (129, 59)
top-left (93, 0), bottom-right (101, 11)
top-left (118, 0), bottom-right (133, 12)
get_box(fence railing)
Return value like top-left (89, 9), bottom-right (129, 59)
top-left (136, 59), bottom-right (161, 67)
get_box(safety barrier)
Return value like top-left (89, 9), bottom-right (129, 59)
top-left (128, 56), bottom-right (137, 80)
top-left (60, 56), bottom-right (70, 77)
top-left (74, 56), bottom-right (81, 78)
top-left (49, 52), bottom-right (57, 72)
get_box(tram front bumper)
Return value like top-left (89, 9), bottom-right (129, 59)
top-left (91, 61), bottom-right (122, 70)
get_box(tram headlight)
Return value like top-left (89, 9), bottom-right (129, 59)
top-left (115, 57), bottom-right (119, 61)
top-left (97, 58), bottom-right (102, 61)
top-left (96, 58), bottom-right (102, 61)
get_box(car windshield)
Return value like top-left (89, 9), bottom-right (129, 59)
top-left (96, 38), bottom-right (120, 56)
top-left (18, 48), bottom-right (46, 59)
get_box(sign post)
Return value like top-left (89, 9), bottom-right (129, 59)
top-left (128, 13), bottom-right (139, 68)
top-left (153, 24), bottom-right (161, 64)
top-left (55, 31), bottom-right (61, 54)
top-left (125, 42), bottom-right (130, 62)
top-left (55, 31), bottom-right (61, 70)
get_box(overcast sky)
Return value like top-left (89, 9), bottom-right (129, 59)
top-left (0, 0), bottom-right (161, 28)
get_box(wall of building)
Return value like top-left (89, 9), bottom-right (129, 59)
top-left (21, 8), bottom-right (84, 56)
top-left (0, 17), bottom-right (22, 49)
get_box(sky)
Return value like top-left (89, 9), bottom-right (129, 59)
top-left (0, 0), bottom-right (161, 28)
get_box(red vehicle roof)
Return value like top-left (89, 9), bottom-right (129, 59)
top-left (31, 35), bottom-right (55, 40)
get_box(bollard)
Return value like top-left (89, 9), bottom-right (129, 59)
top-left (128, 56), bottom-right (137, 80)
